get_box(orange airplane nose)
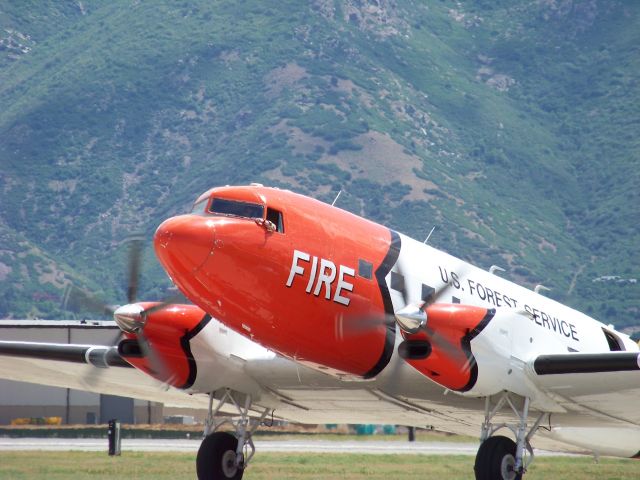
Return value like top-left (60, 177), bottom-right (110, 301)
top-left (154, 215), bottom-right (215, 274)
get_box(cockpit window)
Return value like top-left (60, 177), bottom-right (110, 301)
top-left (602, 328), bottom-right (624, 351)
top-left (266, 208), bottom-right (284, 233)
top-left (208, 198), bottom-right (264, 219)
top-left (191, 198), bottom-right (209, 214)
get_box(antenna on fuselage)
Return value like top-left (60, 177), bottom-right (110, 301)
top-left (331, 190), bottom-right (342, 207)
top-left (534, 284), bottom-right (551, 295)
top-left (489, 265), bottom-right (505, 275)
top-left (423, 226), bottom-right (436, 244)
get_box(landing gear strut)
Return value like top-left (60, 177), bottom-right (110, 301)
top-left (474, 393), bottom-right (547, 480)
top-left (197, 389), bottom-right (270, 480)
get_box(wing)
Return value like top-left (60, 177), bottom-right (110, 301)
top-left (531, 352), bottom-right (640, 424)
top-left (0, 340), bottom-right (208, 408)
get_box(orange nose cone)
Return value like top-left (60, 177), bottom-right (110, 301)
top-left (154, 215), bottom-right (215, 276)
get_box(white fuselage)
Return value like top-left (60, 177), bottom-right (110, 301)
top-left (393, 232), bottom-right (635, 355)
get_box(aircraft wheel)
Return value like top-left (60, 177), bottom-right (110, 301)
top-left (196, 431), bottom-right (244, 480)
top-left (474, 435), bottom-right (522, 480)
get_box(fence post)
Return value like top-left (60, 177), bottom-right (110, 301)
top-left (107, 419), bottom-right (121, 456)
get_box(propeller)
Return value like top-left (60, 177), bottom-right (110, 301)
top-left (338, 260), bottom-right (474, 373)
top-left (338, 265), bottom-right (462, 337)
top-left (395, 263), bottom-right (476, 370)
top-left (350, 262), bottom-right (476, 394)
top-left (126, 233), bottom-right (144, 304)
top-left (113, 292), bottom-right (186, 384)
top-left (61, 284), bottom-right (116, 318)
top-left (62, 234), bottom-right (184, 384)
top-left (112, 235), bottom-right (184, 384)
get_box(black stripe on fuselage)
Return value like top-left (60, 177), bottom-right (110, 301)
top-left (363, 230), bottom-right (401, 379)
top-left (459, 308), bottom-right (496, 392)
top-left (534, 352), bottom-right (640, 375)
top-left (177, 313), bottom-right (213, 389)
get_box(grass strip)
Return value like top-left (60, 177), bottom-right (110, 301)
top-left (0, 451), bottom-right (637, 480)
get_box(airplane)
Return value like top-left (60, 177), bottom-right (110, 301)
top-left (1, 183), bottom-right (640, 480)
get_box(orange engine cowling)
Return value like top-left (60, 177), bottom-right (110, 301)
top-left (118, 302), bottom-right (210, 389)
top-left (399, 303), bottom-right (495, 392)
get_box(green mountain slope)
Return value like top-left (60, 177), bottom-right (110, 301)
top-left (0, 1), bottom-right (637, 329)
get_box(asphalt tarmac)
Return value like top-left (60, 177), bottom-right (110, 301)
top-left (0, 438), bottom-right (476, 454)
top-left (0, 438), bottom-right (572, 456)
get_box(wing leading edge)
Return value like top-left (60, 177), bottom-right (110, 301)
top-left (530, 351), bottom-right (640, 428)
top-left (0, 341), bottom-right (130, 368)
top-left (534, 352), bottom-right (640, 375)
top-left (0, 340), bottom-right (208, 409)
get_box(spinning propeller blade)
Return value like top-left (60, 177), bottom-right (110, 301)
top-left (62, 233), bottom-right (185, 385)
top-left (337, 260), bottom-right (474, 378)
top-left (126, 234), bottom-right (144, 304)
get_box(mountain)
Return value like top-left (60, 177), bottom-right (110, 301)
top-left (0, 0), bottom-right (638, 329)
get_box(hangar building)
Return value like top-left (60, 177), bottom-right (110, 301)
top-left (0, 320), bottom-right (165, 425)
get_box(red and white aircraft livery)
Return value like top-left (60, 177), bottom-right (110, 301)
top-left (1, 184), bottom-right (640, 480)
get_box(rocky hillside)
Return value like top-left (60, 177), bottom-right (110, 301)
top-left (0, 1), bottom-right (638, 329)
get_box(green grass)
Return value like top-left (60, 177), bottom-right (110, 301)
top-left (0, 452), bottom-right (638, 480)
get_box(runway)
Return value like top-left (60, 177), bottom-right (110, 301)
top-left (0, 437), bottom-right (573, 456)
top-left (0, 438), bottom-right (477, 454)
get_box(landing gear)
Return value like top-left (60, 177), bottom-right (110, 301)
top-left (474, 435), bottom-right (520, 480)
top-left (474, 393), bottom-right (547, 480)
top-left (197, 432), bottom-right (242, 480)
top-left (197, 389), bottom-right (271, 480)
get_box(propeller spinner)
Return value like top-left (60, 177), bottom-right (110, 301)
top-left (113, 303), bottom-right (146, 333)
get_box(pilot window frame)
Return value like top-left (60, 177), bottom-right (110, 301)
top-left (208, 197), bottom-right (265, 220)
top-left (602, 328), bottom-right (625, 351)
top-left (266, 207), bottom-right (285, 233)
top-left (191, 198), bottom-right (210, 214)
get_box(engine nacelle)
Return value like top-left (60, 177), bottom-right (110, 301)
top-left (400, 305), bottom-right (568, 400)
top-left (399, 304), bottom-right (495, 392)
top-left (118, 302), bottom-right (210, 389)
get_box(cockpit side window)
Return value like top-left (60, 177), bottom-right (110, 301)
top-left (602, 328), bottom-right (624, 351)
top-left (266, 208), bottom-right (284, 233)
top-left (208, 198), bottom-right (264, 219)
top-left (191, 198), bottom-right (209, 214)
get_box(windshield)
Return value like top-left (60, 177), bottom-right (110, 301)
top-left (191, 198), bottom-right (209, 214)
top-left (208, 197), bottom-right (264, 219)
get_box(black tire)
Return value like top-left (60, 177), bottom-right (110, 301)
top-left (196, 432), bottom-right (244, 480)
top-left (474, 435), bottom-right (522, 480)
